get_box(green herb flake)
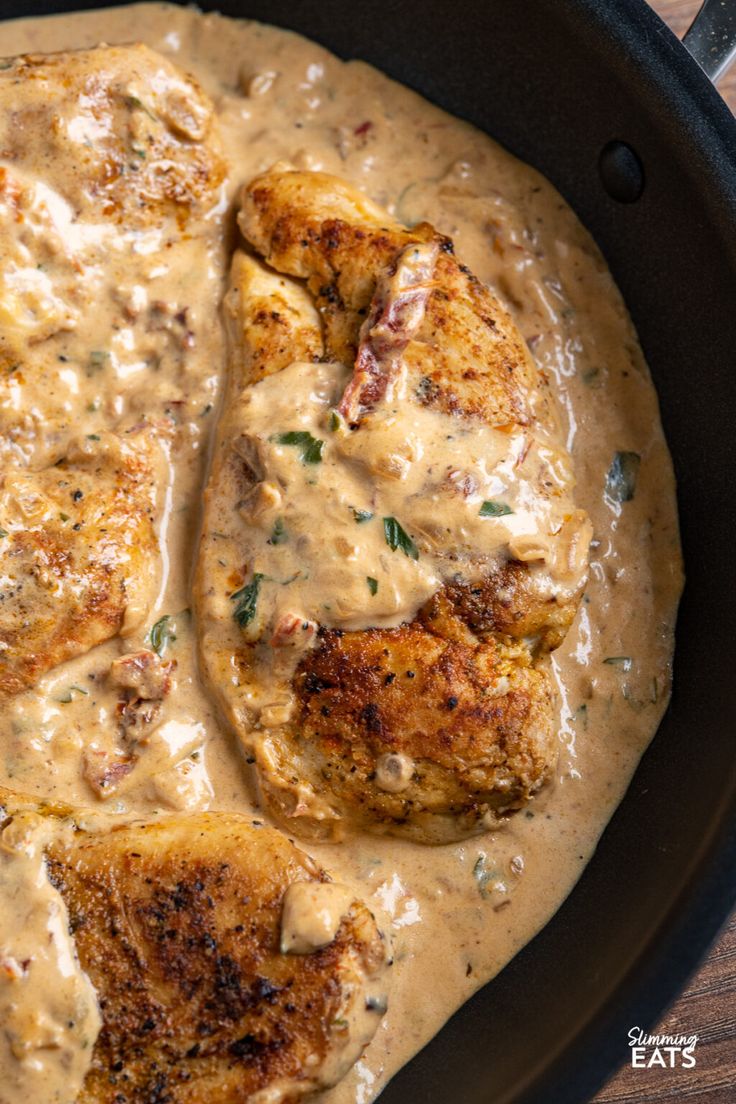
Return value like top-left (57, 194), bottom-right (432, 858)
top-left (230, 573), bottom-right (264, 629)
top-left (87, 351), bottom-right (110, 374)
top-left (126, 95), bottom-right (157, 121)
top-left (479, 500), bottom-right (514, 518)
top-left (58, 684), bottom-right (89, 704)
top-left (149, 615), bottom-right (175, 657)
top-left (269, 517), bottom-right (288, 545)
top-left (273, 431), bottom-right (324, 464)
top-left (59, 512), bottom-right (70, 523)
top-left (383, 516), bottom-right (419, 560)
top-left (604, 656), bottom-right (633, 672)
top-left (0, 527), bottom-right (7, 538)
top-left (329, 410), bottom-right (343, 432)
top-left (605, 451), bottom-right (640, 504)
top-left (353, 508), bottom-right (374, 524)
top-left (366, 576), bottom-right (378, 595)
top-left (473, 854), bottom-right (499, 899)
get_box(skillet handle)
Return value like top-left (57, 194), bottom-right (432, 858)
top-left (682, 0), bottom-right (736, 84)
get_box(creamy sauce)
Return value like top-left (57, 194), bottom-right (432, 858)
top-left (0, 6), bottom-right (683, 1104)
top-left (224, 355), bottom-right (587, 633)
top-left (281, 881), bottom-right (357, 954)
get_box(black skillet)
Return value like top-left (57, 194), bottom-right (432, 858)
top-left (1, 0), bottom-right (735, 1100)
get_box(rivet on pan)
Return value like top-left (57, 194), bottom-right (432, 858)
top-left (598, 140), bottom-right (645, 203)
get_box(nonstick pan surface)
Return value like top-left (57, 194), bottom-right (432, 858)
top-left (0, 1), bottom-right (734, 1101)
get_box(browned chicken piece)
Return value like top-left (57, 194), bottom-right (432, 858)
top-left (0, 790), bottom-right (390, 1104)
top-left (0, 428), bottom-right (166, 700)
top-left (0, 44), bottom-right (226, 451)
top-left (0, 43), bottom-right (224, 233)
top-left (197, 169), bottom-right (591, 844)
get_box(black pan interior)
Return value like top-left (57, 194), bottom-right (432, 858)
top-left (0, 1), bottom-right (735, 1101)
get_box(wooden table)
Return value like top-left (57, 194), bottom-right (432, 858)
top-left (593, 3), bottom-right (735, 1102)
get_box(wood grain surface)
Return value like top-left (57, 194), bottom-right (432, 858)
top-left (592, 3), bottom-right (736, 1102)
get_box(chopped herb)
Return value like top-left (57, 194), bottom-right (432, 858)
top-left (231, 573), bottom-right (264, 629)
top-left (87, 399), bottom-right (100, 413)
top-left (479, 500), bottom-right (514, 518)
top-left (0, 528), bottom-right (7, 538)
top-left (353, 508), bottom-right (374, 524)
top-left (366, 576), bottom-right (378, 595)
top-left (86, 434), bottom-right (100, 441)
top-left (604, 656), bottom-right (633, 672)
top-left (605, 451), bottom-right (640, 504)
top-left (473, 855), bottom-right (499, 899)
top-left (332, 1018), bottom-right (349, 1029)
top-left (329, 410), bottom-right (342, 432)
top-left (273, 430), bottom-right (324, 464)
top-left (88, 350), bottom-right (110, 373)
top-left (58, 685), bottom-right (89, 704)
top-left (269, 517), bottom-right (288, 545)
top-left (201, 403), bottom-right (213, 416)
top-left (59, 512), bottom-right (70, 523)
top-left (149, 615), bottom-right (175, 657)
top-left (126, 95), bottom-right (157, 120)
top-left (383, 516), bottom-right (418, 560)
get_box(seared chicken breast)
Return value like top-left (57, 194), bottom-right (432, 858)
top-left (197, 168), bottom-right (592, 844)
top-left (0, 44), bottom-right (225, 455)
top-left (0, 790), bottom-right (389, 1104)
top-left (0, 428), bottom-right (166, 700)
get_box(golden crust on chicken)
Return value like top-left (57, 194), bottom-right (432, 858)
top-left (0, 791), bottom-right (390, 1104)
top-left (196, 168), bottom-right (591, 843)
top-left (0, 428), bottom-right (165, 700)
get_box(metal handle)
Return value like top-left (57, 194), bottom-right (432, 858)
top-left (682, 0), bottom-right (736, 84)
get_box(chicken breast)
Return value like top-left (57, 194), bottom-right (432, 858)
top-left (196, 168), bottom-right (592, 843)
top-left (0, 790), bottom-right (389, 1104)
top-left (0, 428), bottom-right (166, 700)
top-left (0, 44), bottom-right (226, 458)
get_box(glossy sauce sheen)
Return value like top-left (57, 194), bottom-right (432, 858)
top-left (0, 6), bottom-right (683, 1103)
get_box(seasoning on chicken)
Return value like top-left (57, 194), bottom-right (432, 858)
top-left (196, 168), bottom-right (592, 843)
top-left (0, 428), bottom-right (166, 700)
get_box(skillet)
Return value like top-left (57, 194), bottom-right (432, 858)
top-left (0, 0), bottom-right (734, 1100)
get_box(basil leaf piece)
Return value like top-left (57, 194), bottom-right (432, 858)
top-left (479, 500), bottom-right (513, 518)
top-left (353, 509), bottom-right (374, 524)
top-left (366, 576), bottom-right (378, 595)
top-left (231, 574), bottom-right (264, 629)
top-left (149, 615), bottom-right (175, 657)
top-left (274, 431), bottom-right (324, 464)
top-left (383, 517), bottom-right (419, 560)
top-left (605, 451), bottom-right (640, 503)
